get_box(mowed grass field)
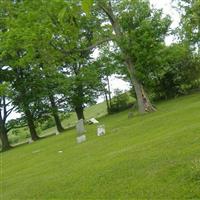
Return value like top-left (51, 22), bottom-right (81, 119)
top-left (1, 93), bottom-right (200, 199)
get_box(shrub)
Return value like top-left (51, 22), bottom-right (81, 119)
top-left (108, 90), bottom-right (134, 114)
top-left (41, 117), bottom-right (55, 130)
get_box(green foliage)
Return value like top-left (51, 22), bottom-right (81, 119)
top-left (108, 90), bottom-right (134, 113)
top-left (154, 43), bottom-right (200, 99)
top-left (8, 134), bottom-right (19, 145)
top-left (117, 0), bottom-right (171, 83)
top-left (178, 0), bottom-right (200, 47)
top-left (0, 82), bottom-right (9, 96)
top-left (9, 128), bottom-right (29, 145)
top-left (82, 0), bottom-right (94, 15)
top-left (41, 117), bottom-right (55, 131)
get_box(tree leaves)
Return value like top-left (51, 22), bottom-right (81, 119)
top-left (82, 0), bottom-right (94, 16)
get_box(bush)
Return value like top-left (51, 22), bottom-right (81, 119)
top-left (41, 117), bottom-right (55, 130)
top-left (9, 134), bottom-right (20, 144)
top-left (108, 90), bottom-right (134, 114)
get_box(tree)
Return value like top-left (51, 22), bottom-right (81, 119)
top-left (45, 0), bottom-right (104, 120)
top-left (178, 0), bottom-right (200, 51)
top-left (0, 0), bottom-right (68, 135)
top-left (96, 46), bottom-right (120, 111)
top-left (154, 43), bottom-right (200, 99)
top-left (62, 61), bottom-right (103, 120)
top-left (0, 82), bottom-right (14, 151)
top-left (80, 0), bottom-right (172, 113)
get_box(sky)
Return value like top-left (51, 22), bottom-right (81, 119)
top-left (8, 0), bottom-right (180, 120)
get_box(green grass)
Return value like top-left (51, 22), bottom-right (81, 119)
top-left (1, 93), bottom-right (200, 199)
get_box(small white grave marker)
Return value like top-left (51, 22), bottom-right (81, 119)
top-left (97, 125), bottom-right (105, 136)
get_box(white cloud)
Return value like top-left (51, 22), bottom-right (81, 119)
top-left (150, 0), bottom-right (180, 29)
top-left (150, 0), bottom-right (180, 45)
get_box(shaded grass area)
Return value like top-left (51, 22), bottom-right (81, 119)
top-left (1, 93), bottom-right (200, 199)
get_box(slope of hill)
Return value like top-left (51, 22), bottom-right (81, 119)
top-left (1, 93), bottom-right (200, 199)
top-left (42, 101), bottom-right (108, 136)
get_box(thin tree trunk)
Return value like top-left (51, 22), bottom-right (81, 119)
top-left (75, 105), bottom-right (85, 120)
top-left (24, 108), bottom-right (39, 141)
top-left (99, 1), bottom-right (156, 113)
top-left (106, 75), bottom-right (112, 107)
top-left (104, 90), bottom-right (110, 112)
top-left (0, 123), bottom-right (11, 151)
top-left (49, 95), bottom-right (65, 133)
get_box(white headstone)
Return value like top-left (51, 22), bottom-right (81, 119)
top-left (76, 119), bottom-right (86, 143)
top-left (76, 119), bottom-right (85, 136)
top-left (97, 125), bottom-right (105, 136)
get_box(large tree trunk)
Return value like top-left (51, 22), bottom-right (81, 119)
top-left (75, 105), bottom-right (85, 120)
top-left (24, 108), bottom-right (39, 141)
top-left (49, 95), bottom-right (65, 133)
top-left (99, 1), bottom-right (156, 113)
top-left (0, 123), bottom-right (11, 151)
top-left (125, 56), bottom-right (156, 113)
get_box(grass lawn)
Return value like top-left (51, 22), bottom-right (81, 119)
top-left (1, 93), bottom-right (200, 199)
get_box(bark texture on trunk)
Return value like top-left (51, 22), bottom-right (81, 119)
top-left (49, 95), bottom-right (65, 133)
top-left (125, 56), bottom-right (156, 113)
top-left (75, 105), bottom-right (85, 120)
top-left (0, 96), bottom-right (11, 151)
top-left (0, 123), bottom-right (11, 151)
top-left (106, 75), bottom-right (112, 108)
top-left (105, 90), bottom-right (110, 111)
top-left (99, 1), bottom-right (156, 113)
top-left (24, 108), bottom-right (39, 141)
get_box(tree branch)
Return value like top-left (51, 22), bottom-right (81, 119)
top-left (6, 106), bottom-right (15, 118)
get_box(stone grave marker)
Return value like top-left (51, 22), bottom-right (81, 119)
top-left (97, 124), bottom-right (105, 136)
top-left (76, 119), bottom-right (86, 143)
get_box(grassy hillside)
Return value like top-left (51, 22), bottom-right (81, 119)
top-left (42, 101), bottom-right (108, 136)
top-left (8, 101), bottom-right (108, 145)
top-left (1, 93), bottom-right (200, 199)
